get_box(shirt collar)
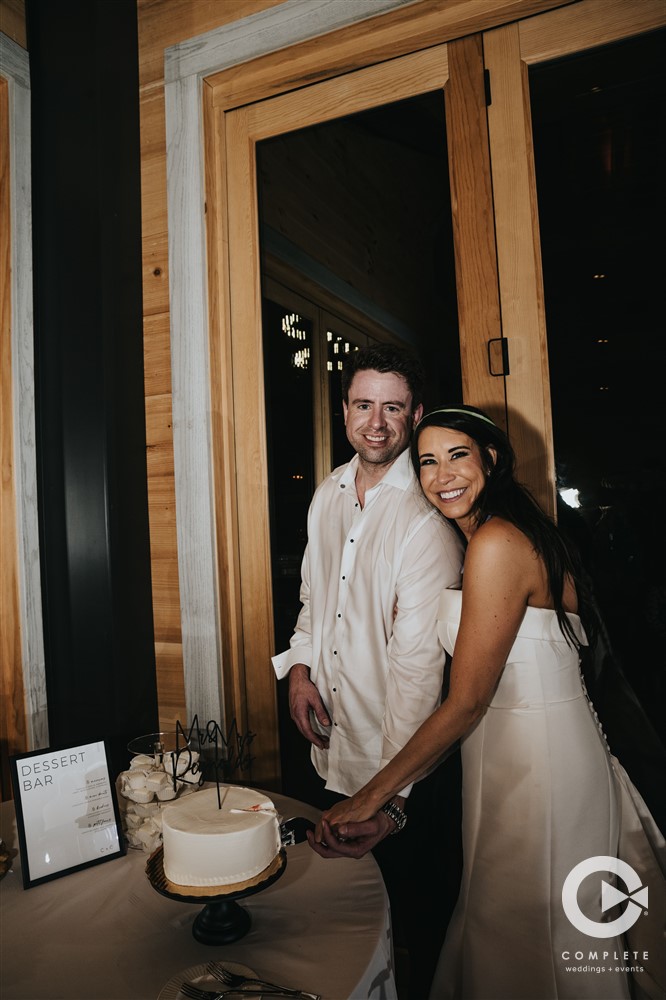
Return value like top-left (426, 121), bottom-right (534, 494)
top-left (336, 447), bottom-right (415, 494)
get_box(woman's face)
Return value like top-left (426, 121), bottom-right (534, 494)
top-left (417, 425), bottom-right (492, 537)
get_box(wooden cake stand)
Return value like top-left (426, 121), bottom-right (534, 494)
top-left (146, 846), bottom-right (287, 945)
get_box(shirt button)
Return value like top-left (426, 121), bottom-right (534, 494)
top-left (350, 538), bottom-right (354, 543)
top-left (337, 613), bottom-right (341, 618)
top-left (333, 650), bottom-right (337, 655)
top-left (341, 575), bottom-right (346, 580)
top-left (332, 687), bottom-right (337, 692)
top-left (340, 484), bottom-right (346, 489)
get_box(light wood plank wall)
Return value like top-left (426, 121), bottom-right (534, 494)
top-left (0, 73), bottom-right (26, 799)
top-left (137, 1), bottom-right (284, 731)
top-left (0, 0), bottom-right (26, 49)
top-left (0, 0), bottom-right (27, 800)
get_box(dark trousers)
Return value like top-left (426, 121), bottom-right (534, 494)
top-left (313, 752), bottom-right (463, 1000)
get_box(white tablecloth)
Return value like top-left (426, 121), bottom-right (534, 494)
top-left (0, 792), bottom-right (396, 1000)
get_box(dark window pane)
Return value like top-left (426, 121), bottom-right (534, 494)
top-left (530, 31), bottom-right (666, 797)
top-left (262, 298), bottom-right (315, 652)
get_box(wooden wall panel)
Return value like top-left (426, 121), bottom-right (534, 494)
top-left (0, 0), bottom-right (26, 49)
top-left (142, 235), bottom-right (170, 317)
top-left (153, 641), bottom-right (187, 731)
top-left (137, 0), bottom-right (283, 88)
top-left (0, 75), bottom-right (27, 799)
top-left (143, 313), bottom-right (172, 393)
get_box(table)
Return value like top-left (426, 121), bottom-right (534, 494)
top-left (0, 792), bottom-right (397, 1000)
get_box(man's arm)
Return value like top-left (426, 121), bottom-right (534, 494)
top-left (271, 544), bottom-right (331, 749)
top-left (288, 663), bottom-right (331, 749)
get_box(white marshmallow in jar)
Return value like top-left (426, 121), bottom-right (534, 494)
top-left (117, 732), bottom-right (201, 853)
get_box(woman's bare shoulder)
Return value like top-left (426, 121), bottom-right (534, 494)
top-left (468, 516), bottom-right (532, 553)
top-left (465, 517), bottom-right (536, 580)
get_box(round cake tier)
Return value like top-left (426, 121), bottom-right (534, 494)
top-left (146, 844), bottom-right (286, 901)
top-left (161, 785), bottom-right (282, 888)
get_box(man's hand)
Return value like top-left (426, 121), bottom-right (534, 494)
top-left (288, 663), bottom-right (331, 749)
top-left (307, 812), bottom-right (395, 859)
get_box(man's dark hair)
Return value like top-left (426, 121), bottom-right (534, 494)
top-left (340, 345), bottom-right (425, 409)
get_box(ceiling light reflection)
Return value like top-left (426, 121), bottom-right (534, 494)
top-left (559, 487), bottom-right (581, 509)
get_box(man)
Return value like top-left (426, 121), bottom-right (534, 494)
top-left (273, 344), bottom-right (464, 997)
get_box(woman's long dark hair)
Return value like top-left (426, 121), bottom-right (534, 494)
top-left (412, 405), bottom-right (592, 648)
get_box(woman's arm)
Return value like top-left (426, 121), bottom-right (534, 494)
top-left (314, 520), bottom-right (537, 844)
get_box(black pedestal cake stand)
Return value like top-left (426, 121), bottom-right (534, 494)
top-left (146, 846), bottom-right (287, 945)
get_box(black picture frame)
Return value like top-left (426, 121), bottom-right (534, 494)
top-left (10, 740), bottom-right (126, 889)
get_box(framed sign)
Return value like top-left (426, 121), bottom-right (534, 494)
top-left (10, 740), bottom-right (126, 888)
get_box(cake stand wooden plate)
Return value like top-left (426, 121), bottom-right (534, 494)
top-left (146, 846), bottom-right (287, 944)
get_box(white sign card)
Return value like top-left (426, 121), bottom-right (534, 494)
top-left (10, 740), bottom-right (125, 888)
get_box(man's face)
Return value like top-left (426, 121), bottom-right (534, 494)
top-left (343, 369), bottom-right (422, 470)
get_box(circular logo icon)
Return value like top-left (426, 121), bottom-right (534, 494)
top-left (562, 856), bottom-right (648, 938)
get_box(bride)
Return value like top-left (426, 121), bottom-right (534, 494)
top-left (309, 405), bottom-right (664, 1000)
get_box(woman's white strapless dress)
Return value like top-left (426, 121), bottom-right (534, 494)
top-left (430, 590), bottom-right (665, 1000)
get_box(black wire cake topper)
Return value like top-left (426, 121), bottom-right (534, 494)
top-left (158, 716), bottom-right (256, 806)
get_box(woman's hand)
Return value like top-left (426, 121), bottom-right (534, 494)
top-left (307, 790), bottom-right (395, 859)
top-left (322, 790), bottom-right (378, 831)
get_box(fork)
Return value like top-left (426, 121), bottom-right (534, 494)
top-left (180, 985), bottom-right (292, 1000)
top-left (179, 984), bottom-right (231, 1000)
top-left (206, 962), bottom-right (321, 1000)
top-left (180, 983), bottom-right (318, 1000)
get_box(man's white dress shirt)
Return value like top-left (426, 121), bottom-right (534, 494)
top-left (272, 448), bottom-right (463, 797)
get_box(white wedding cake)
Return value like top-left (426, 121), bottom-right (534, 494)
top-left (161, 784), bottom-right (282, 887)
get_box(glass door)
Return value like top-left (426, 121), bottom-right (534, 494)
top-left (528, 29), bottom-right (665, 812)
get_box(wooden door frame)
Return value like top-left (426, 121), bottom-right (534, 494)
top-left (162, 0), bottom-right (586, 785)
top-left (206, 36), bottom-right (507, 784)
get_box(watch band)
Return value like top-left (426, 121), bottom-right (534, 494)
top-left (381, 799), bottom-right (407, 834)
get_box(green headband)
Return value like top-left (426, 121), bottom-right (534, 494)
top-left (420, 407), bottom-right (497, 427)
